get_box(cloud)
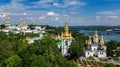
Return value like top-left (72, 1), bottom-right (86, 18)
top-left (97, 11), bottom-right (117, 15)
top-left (69, 1), bottom-right (86, 6)
top-left (38, 16), bottom-right (46, 20)
top-left (96, 16), bottom-right (101, 20)
top-left (22, 12), bottom-right (27, 16)
top-left (69, 1), bottom-right (78, 5)
top-left (0, 14), bottom-right (4, 19)
top-left (53, 3), bottom-right (60, 7)
top-left (52, 0), bottom-right (86, 8)
top-left (47, 12), bottom-right (58, 16)
top-left (106, 16), bottom-right (118, 19)
top-left (55, 17), bottom-right (59, 21)
top-left (65, 1), bottom-right (86, 6)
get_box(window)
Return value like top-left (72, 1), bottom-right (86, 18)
top-left (88, 52), bottom-right (89, 55)
top-left (65, 41), bottom-right (68, 45)
top-left (102, 52), bottom-right (103, 55)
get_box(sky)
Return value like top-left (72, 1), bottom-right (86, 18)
top-left (0, 0), bottom-right (120, 26)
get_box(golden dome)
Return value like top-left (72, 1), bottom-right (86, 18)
top-left (94, 31), bottom-right (98, 38)
top-left (61, 22), bottom-right (72, 39)
top-left (86, 36), bottom-right (91, 46)
top-left (100, 36), bottom-right (104, 46)
top-left (20, 21), bottom-right (27, 26)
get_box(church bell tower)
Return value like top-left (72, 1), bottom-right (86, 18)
top-left (60, 22), bottom-right (72, 56)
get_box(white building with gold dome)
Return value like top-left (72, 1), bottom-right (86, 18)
top-left (84, 31), bottom-right (107, 58)
top-left (57, 22), bottom-right (72, 56)
top-left (1, 13), bottom-right (46, 35)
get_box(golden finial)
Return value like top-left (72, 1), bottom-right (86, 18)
top-left (64, 21), bottom-right (69, 35)
top-left (94, 31), bottom-right (98, 38)
top-left (100, 36), bottom-right (104, 46)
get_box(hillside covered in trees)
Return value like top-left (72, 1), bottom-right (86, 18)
top-left (0, 25), bottom-right (87, 67)
top-left (0, 25), bottom-right (120, 67)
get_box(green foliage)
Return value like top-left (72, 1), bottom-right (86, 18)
top-left (0, 25), bottom-right (88, 67)
top-left (104, 63), bottom-right (116, 67)
top-left (0, 24), bottom-right (5, 29)
top-left (5, 55), bottom-right (22, 67)
top-left (69, 41), bottom-right (83, 60)
top-left (105, 40), bottom-right (120, 58)
top-left (118, 56), bottom-right (120, 61)
top-left (28, 24), bottom-right (35, 30)
top-left (19, 36), bottom-right (77, 67)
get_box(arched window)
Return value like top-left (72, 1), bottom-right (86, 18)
top-left (94, 48), bottom-right (96, 51)
top-left (88, 52), bottom-right (89, 55)
top-left (65, 41), bottom-right (68, 46)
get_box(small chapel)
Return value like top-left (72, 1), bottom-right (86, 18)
top-left (84, 31), bottom-right (107, 58)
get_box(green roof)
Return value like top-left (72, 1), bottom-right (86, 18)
top-left (4, 24), bottom-right (11, 27)
top-left (57, 41), bottom-right (61, 45)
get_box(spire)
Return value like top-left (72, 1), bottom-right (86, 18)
top-left (64, 21), bottom-right (69, 35)
top-left (94, 31), bottom-right (98, 38)
top-left (5, 13), bottom-right (10, 24)
top-left (100, 36), bottom-right (104, 46)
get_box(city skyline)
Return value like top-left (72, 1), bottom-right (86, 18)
top-left (0, 0), bottom-right (120, 26)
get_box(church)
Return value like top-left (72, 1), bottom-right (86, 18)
top-left (57, 22), bottom-right (72, 56)
top-left (84, 31), bottom-right (107, 58)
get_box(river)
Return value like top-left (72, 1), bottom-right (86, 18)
top-left (79, 30), bottom-right (120, 42)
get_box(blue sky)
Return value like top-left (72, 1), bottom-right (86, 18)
top-left (0, 0), bottom-right (120, 26)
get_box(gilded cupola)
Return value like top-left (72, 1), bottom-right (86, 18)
top-left (61, 22), bottom-right (72, 39)
top-left (100, 36), bottom-right (104, 46)
top-left (86, 36), bottom-right (92, 46)
top-left (94, 31), bottom-right (98, 38)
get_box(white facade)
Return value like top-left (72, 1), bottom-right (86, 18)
top-left (61, 39), bottom-right (72, 56)
top-left (84, 51), bottom-right (94, 58)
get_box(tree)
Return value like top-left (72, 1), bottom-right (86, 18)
top-left (5, 55), bottom-right (22, 67)
top-left (104, 63), bottom-right (116, 67)
top-left (105, 40), bottom-right (120, 58)
top-left (69, 41), bottom-right (83, 60)
top-left (30, 55), bottom-right (50, 67)
top-left (118, 56), bottom-right (120, 61)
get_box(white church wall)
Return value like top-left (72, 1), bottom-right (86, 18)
top-left (85, 51), bottom-right (93, 58)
